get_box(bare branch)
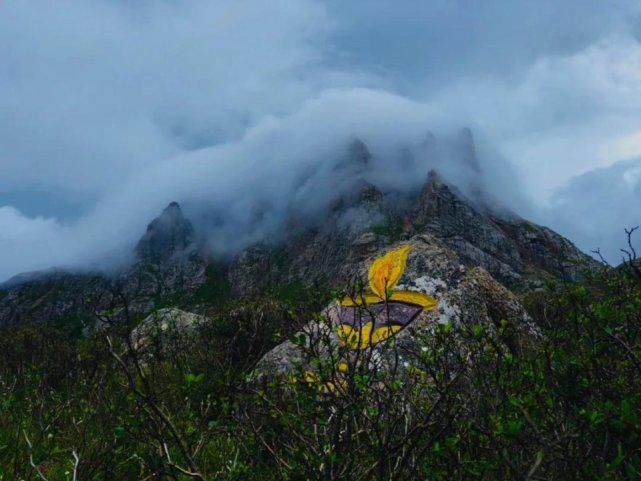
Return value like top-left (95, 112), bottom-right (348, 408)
top-left (590, 248), bottom-right (610, 267)
top-left (71, 449), bottom-right (80, 481)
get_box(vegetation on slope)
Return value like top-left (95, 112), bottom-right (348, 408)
top-left (1, 255), bottom-right (641, 480)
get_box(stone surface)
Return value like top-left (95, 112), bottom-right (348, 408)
top-left (255, 234), bottom-right (541, 377)
top-left (130, 307), bottom-right (207, 353)
top-left (0, 202), bottom-right (208, 327)
top-left (0, 135), bottom-right (598, 330)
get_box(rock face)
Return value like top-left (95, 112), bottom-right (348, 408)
top-left (0, 202), bottom-right (208, 327)
top-left (413, 171), bottom-right (599, 286)
top-left (126, 203), bottom-right (207, 308)
top-left (0, 272), bottom-right (111, 328)
top-left (135, 202), bottom-right (196, 262)
top-left (256, 235), bottom-right (540, 378)
top-left (0, 133), bottom-right (597, 331)
top-left (130, 308), bottom-right (207, 354)
top-left (414, 171), bottom-right (523, 283)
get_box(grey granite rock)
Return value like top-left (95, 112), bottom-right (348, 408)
top-left (255, 234), bottom-right (541, 377)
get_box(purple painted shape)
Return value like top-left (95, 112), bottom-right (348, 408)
top-left (337, 305), bottom-right (375, 328)
top-left (337, 302), bottom-right (422, 330)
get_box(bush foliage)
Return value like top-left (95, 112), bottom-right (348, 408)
top-left (1, 260), bottom-right (641, 480)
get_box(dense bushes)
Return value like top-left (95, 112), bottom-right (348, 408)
top-left (1, 262), bottom-right (641, 480)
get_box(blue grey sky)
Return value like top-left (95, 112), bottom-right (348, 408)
top-left (2, 0), bottom-right (641, 280)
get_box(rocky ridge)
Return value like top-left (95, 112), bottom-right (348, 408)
top-left (0, 132), bottom-right (597, 335)
top-left (256, 233), bottom-right (541, 378)
top-left (0, 203), bottom-right (208, 327)
top-left (228, 148), bottom-right (597, 297)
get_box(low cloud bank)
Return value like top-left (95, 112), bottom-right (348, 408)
top-left (2, 0), bottom-right (641, 280)
top-left (0, 88), bottom-right (524, 280)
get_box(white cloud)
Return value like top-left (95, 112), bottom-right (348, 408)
top-left (3, 0), bottom-right (641, 279)
top-left (0, 0), bottom-right (372, 196)
top-left (0, 207), bottom-right (72, 279)
top-left (429, 35), bottom-right (641, 199)
top-left (543, 157), bottom-right (641, 262)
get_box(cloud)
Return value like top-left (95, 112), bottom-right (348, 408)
top-left (43, 89), bottom-right (517, 259)
top-left (428, 35), bottom-right (641, 196)
top-left (0, 207), bottom-right (69, 280)
top-left (2, 0), bottom-right (641, 280)
top-left (544, 158), bottom-right (641, 263)
top-left (0, 0), bottom-right (368, 196)
top-left (420, 33), bottom-right (641, 258)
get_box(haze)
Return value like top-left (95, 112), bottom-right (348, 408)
top-left (2, 0), bottom-right (641, 281)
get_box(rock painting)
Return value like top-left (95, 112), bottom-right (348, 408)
top-left (295, 246), bottom-right (439, 393)
top-left (336, 246), bottom-right (438, 349)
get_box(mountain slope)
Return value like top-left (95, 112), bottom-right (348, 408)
top-left (229, 168), bottom-right (597, 298)
top-left (0, 203), bottom-right (208, 327)
top-left (0, 136), bottom-right (597, 328)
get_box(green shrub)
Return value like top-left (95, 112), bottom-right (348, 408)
top-left (1, 259), bottom-right (641, 479)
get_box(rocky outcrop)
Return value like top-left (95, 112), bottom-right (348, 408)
top-left (130, 308), bottom-right (207, 354)
top-left (126, 203), bottom-right (207, 307)
top-left (0, 202), bottom-right (208, 327)
top-left (256, 234), bottom-right (540, 378)
top-left (414, 171), bottom-right (524, 283)
top-left (135, 202), bottom-right (197, 262)
top-left (492, 216), bottom-right (599, 283)
top-left (401, 167), bottom-right (596, 287)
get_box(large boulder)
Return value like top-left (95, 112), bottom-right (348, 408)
top-left (255, 234), bottom-right (540, 378)
top-left (130, 307), bottom-right (207, 354)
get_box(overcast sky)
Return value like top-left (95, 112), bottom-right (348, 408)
top-left (2, 0), bottom-right (641, 280)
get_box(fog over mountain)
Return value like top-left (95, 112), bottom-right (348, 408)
top-left (2, 0), bottom-right (641, 281)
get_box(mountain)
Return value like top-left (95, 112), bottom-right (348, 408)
top-left (0, 202), bottom-right (208, 327)
top-left (135, 201), bottom-right (197, 261)
top-left (228, 170), bottom-right (596, 299)
top-left (0, 134), bottom-right (597, 329)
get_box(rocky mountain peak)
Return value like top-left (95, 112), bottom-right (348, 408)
top-left (347, 138), bottom-right (372, 165)
top-left (135, 202), bottom-right (196, 262)
top-left (0, 148), bottom-right (599, 329)
top-left (457, 127), bottom-right (480, 174)
top-left (420, 170), bottom-right (444, 212)
top-left (416, 169), bottom-right (473, 224)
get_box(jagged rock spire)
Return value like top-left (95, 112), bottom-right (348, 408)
top-left (135, 202), bottom-right (196, 262)
top-left (457, 127), bottom-right (480, 174)
top-left (347, 138), bottom-right (372, 165)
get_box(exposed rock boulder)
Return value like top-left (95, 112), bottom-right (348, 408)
top-left (256, 234), bottom-right (540, 377)
top-left (136, 202), bottom-right (196, 262)
top-left (130, 307), bottom-right (207, 354)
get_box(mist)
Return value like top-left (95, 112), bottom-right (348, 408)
top-left (2, 0), bottom-right (641, 281)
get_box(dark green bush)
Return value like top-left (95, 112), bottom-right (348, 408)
top-left (0, 261), bottom-right (640, 480)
